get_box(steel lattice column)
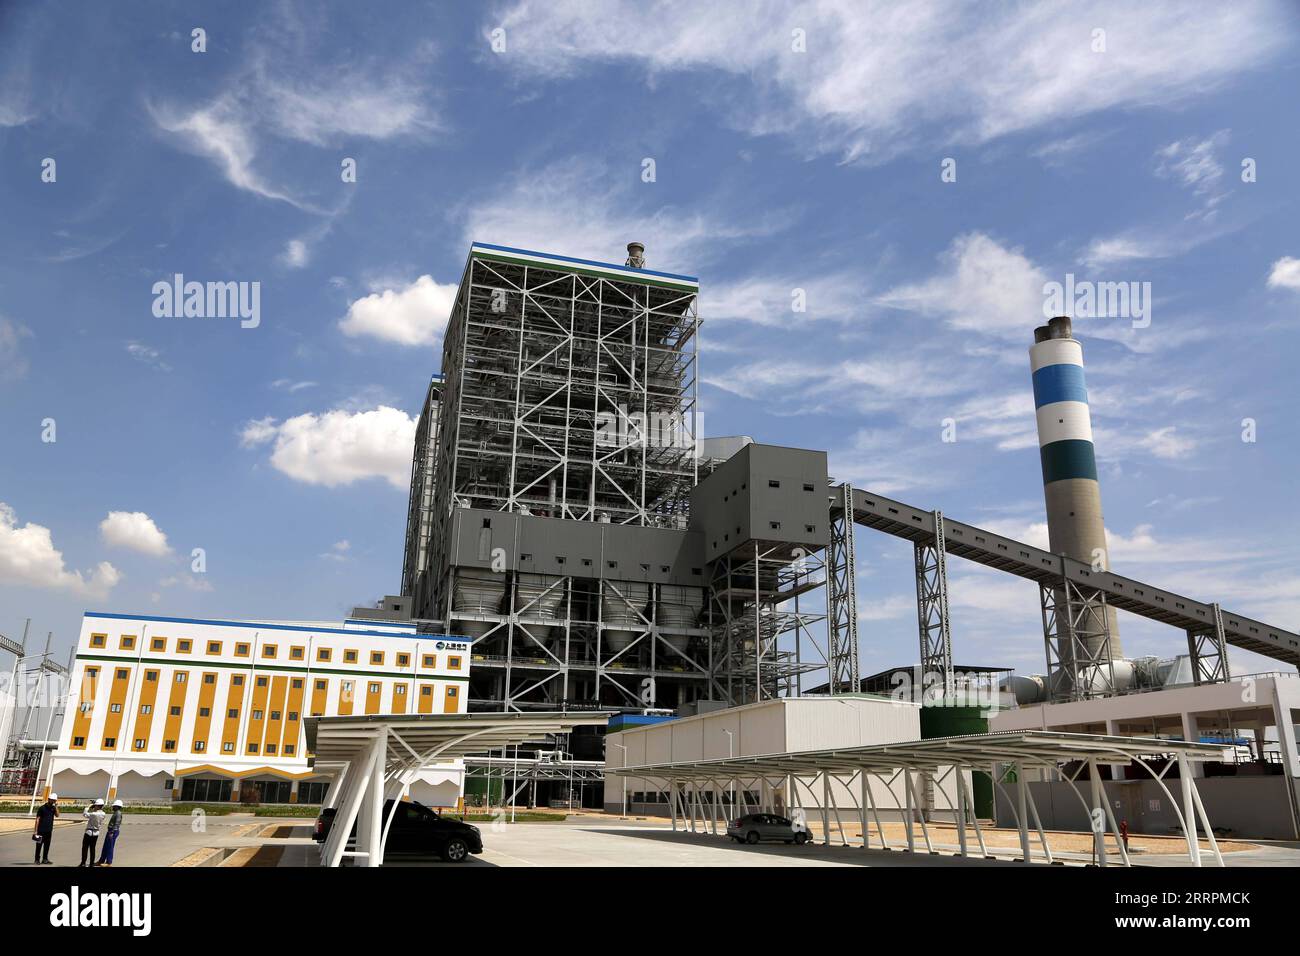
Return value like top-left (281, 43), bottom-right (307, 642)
top-left (1040, 577), bottom-right (1116, 702)
top-left (826, 484), bottom-right (860, 694)
top-left (1186, 602), bottom-right (1230, 685)
top-left (914, 510), bottom-right (954, 699)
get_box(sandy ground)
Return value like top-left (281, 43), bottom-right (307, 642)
top-left (0, 818), bottom-right (79, 835)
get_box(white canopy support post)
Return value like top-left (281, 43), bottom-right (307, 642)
top-left (858, 771), bottom-right (870, 850)
top-left (1188, 776), bottom-right (1224, 867)
top-left (1015, 762), bottom-right (1031, 863)
top-left (1022, 773), bottom-right (1053, 865)
top-left (953, 767), bottom-right (969, 858)
top-left (356, 727), bottom-right (388, 868)
top-left (1178, 752), bottom-right (1202, 867)
top-left (378, 774), bottom-right (413, 867)
top-left (321, 761), bottom-right (349, 811)
top-left (324, 730), bottom-right (384, 868)
top-left (669, 781), bottom-right (678, 831)
top-left (1094, 771), bottom-right (1131, 867)
top-left (1087, 757), bottom-right (1107, 868)
top-left (865, 773), bottom-right (893, 850)
top-left (960, 771), bottom-right (988, 858)
top-left (914, 772), bottom-right (935, 854)
top-left (820, 772), bottom-right (831, 845)
top-left (904, 771), bottom-right (916, 853)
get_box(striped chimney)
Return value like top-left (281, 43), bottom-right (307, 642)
top-left (1030, 315), bottom-right (1121, 657)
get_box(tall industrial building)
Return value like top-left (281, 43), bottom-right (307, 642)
top-left (401, 375), bottom-right (442, 619)
top-left (401, 242), bottom-right (829, 714)
top-left (1030, 316), bottom-right (1121, 696)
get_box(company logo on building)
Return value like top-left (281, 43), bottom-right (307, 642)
top-left (49, 886), bottom-right (151, 936)
top-left (1042, 273), bottom-right (1151, 329)
top-left (151, 274), bottom-right (261, 329)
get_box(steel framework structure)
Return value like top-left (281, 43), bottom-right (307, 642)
top-left (704, 543), bottom-right (827, 705)
top-left (1186, 602), bottom-right (1230, 685)
top-left (460, 572), bottom-right (714, 712)
top-left (826, 485), bottom-right (1295, 700)
top-left (429, 247), bottom-right (699, 549)
top-left (1040, 578), bottom-right (1117, 702)
top-left (824, 484), bottom-right (860, 694)
top-left (426, 245), bottom-right (718, 712)
top-left (914, 509), bottom-right (955, 698)
top-left (610, 731), bottom-right (1228, 867)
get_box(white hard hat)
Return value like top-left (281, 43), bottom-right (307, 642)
top-left (48, 793), bottom-right (58, 800)
top-left (112, 800), bottom-right (123, 807)
top-left (93, 798), bottom-right (104, 805)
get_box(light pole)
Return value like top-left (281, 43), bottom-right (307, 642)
top-left (722, 729), bottom-right (735, 819)
top-left (610, 742), bottom-right (627, 818)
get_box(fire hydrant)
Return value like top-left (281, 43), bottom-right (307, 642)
top-left (1120, 819), bottom-right (1130, 850)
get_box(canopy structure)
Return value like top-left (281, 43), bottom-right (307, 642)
top-left (305, 712), bottom-right (610, 867)
top-left (609, 730), bottom-right (1228, 867)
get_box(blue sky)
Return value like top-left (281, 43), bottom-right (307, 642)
top-left (2, 1), bottom-right (1299, 683)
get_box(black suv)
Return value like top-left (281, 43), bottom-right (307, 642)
top-left (313, 799), bottom-right (484, 863)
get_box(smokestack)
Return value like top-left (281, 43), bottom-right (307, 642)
top-left (625, 242), bottom-right (646, 269)
top-left (1029, 316), bottom-right (1122, 658)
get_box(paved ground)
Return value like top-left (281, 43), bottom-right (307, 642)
top-left (0, 812), bottom-right (306, 867)
top-left (6, 812), bottom-right (1299, 867)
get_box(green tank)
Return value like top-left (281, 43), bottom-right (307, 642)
top-left (920, 705), bottom-right (993, 818)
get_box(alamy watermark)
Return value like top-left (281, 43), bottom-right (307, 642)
top-left (1042, 273), bottom-right (1150, 329)
top-left (152, 275), bottom-right (260, 329)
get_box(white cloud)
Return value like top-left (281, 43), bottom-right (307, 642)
top-left (271, 378), bottom-right (318, 393)
top-left (951, 391), bottom-right (1039, 451)
top-left (320, 540), bottom-right (352, 562)
top-left (707, 273), bottom-right (867, 326)
top-left (1267, 256), bottom-right (1300, 292)
top-left (149, 40), bottom-right (436, 207)
top-left (0, 503), bottom-right (120, 598)
top-left (0, 317), bottom-right (31, 380)
top-left (875, 232), bottom-right (1047, 338)
top-left (1154, 131), bottom-right (1229, 205)
top-left (99, 511), bottom-right (172, 557)
top-left (1094, 423), bottom-right (1200, 462)
top-left (492, 1), bottom-right (1288, 162)
top-left (281, 239), bottom-right (309, 268)
top-left (150, 97), bottom-right (309, 208)
top-left (240, 406), bottom-right (416, 489)
top-left (159, 573), bottom-right (214, 593)
top-left (125, 342), bottom-right (171, 372)
top-left (462, 158), bottom-right (780, 273)
top-left (339, 276), bottom-right (457, 347)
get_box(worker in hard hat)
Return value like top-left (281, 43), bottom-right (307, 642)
top-left (95, 799), bottom-right (125, 866)
top-left (32, 793), bottom-right (59, 864)
top-left (79, 798), bottom-right (106, 867)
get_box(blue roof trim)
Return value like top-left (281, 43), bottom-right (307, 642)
top-left (83, 611), bottom-right (470, 643)
top-left (471, 241), bottom-right (699, 283)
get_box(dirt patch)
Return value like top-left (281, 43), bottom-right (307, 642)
top-left (802, 820), bottom-right (1254, 855)
top-left (0, 818), bottom-right (79, 835)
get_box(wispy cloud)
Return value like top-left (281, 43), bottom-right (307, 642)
top-left (461, 158), bottom-right (783, 274)
top-left (490, 1), bottom-right (1290, 163)
top-left (126, 341), bottom-right (171, 372)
